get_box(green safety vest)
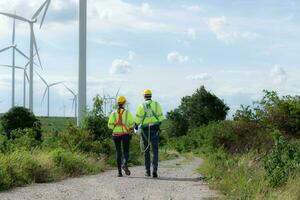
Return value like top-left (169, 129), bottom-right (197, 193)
top-left (108, 108), bottom-right (134, 136)
top-left (135, 100), bottom-right (164, 126)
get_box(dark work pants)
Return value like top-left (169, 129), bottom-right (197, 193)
top-left (113, 135), bottom-right (130, 172)
top-left (142, 125), bottom-right (160, 173)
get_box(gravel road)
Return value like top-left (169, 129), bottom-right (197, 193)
top-left (0, 157), bottom-right (218, 200)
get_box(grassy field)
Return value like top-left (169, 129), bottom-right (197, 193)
top-left (0, 115), bottom-right (76, 133)
top-left (38, 116), bottom-right (76, 132)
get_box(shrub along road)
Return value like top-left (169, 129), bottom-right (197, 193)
top-left (0, 157), bottom-right (218, 200)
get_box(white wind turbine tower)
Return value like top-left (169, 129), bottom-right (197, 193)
top-left (78, 0), bottom-right (87, 125)
top-left (0, 15), bottom-right (30, 107)
top-left (0, 64), bottom-right (29, 107)
top-left (36, 72), bottom-right (63, 117)
top-left (64, 85), bottom-right (78, 119)
top-left (0, 0), bottom-right (51, 112)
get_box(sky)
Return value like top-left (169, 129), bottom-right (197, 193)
top-left (0, 0), bottom-right (299, 117)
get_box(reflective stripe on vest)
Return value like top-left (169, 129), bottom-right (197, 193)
top-left (113, 109), bottom-right (129, 133)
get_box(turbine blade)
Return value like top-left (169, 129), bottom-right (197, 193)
top-left (0, 46), bottom-right (12, 53)
top-left (41, 87), bottom-right (48, 104)
top-left (35, 70), bottom-right (47, 85)
top-left (24, 61), bottom-right (30, 69)
top-left (25, 71), bottom-right (29, 82)
top-left (0, 64), bottom-right (23, 70)
top-left (12, 13), bottom-right (15, 44)
top-left (64, 85), bottom-right (76, 96)
top-left (32, 31), bottom-right (43, 69)
top-left (0, 12), bottom-right (30, 22)
top-left (15, 47), bottom-right (29, 60)
top-left (49, 81), bottom-right (63, 87)
top-left (40, 0), bottom-right (51, 29)
top-left (115, 88), bottom-right (120, 98)
top-left (32, 0), bottom-right (48, 20)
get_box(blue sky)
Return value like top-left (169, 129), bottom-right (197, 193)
top-left (0, 0), bottom-right (299, 117)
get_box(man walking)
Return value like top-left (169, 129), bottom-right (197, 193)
top-left (135, 90), bottom-right (164, 178)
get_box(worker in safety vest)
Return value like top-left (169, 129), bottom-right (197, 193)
top-left (108, 96), bottom-right (134, 177)
top-left (135, 90), bottom-right (164, 178)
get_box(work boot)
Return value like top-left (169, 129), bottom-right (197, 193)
top-left (152, 172), bottom-right (158, 178)
top-left (145, 170), bottom-right (151, 177)
top-left (122, 165), bottom-right (131, 176)
top-left (117, 169), bottom-right (123, 177)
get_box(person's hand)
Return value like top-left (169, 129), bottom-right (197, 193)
top-left (128, 128), bottom-right (134, 135)
top-left (134, 123), bottom-right (138, 131)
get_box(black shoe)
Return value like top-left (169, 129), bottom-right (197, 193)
top-left (117, 173), bottom-right (123, 177)
top-left (145, 170), bottom-right (151, 177)
top-left (122, 165), bottom-right (131, 176)
top-left (152, 172), bottom-right (158, 178)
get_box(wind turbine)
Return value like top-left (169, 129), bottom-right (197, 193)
top-left (64, 85), bottom-right (78, 119)
top-left (0, 64), bottom-right (29, 107)
top-left (35, 71), bottom-right (62, 117)
top-left (0, 0), bottom-right (51, 112)
top-left (78, 0), bottom-right (87, 125)
top-left (0, 15), bottom-right (29, 107)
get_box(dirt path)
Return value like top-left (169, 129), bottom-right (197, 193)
top-left (0, 157), bottom-right (218, 200)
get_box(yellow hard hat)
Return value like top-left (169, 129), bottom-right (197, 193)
top-left (117, 96), bottom-right (126, 104)
top-left (143, 89), bottom-right (152, 96)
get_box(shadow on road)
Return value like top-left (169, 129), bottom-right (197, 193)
top-left (127, 176), bottom-right (203, 182)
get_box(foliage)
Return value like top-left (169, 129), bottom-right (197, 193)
top-left (0, 107), bottom-right (42, 141)
top-left (165, 86), bottom-right (229, 137)
top-left (82, 95), bottom-right (111, 140)
top-left (234, 90), bottom-right (300, 135)
top-left (233, 105), bottom-right (258, 122)
top-left (179, 86), bottom-right (230, 127)
top-left (165, 108), bottom-right (189, 137)
top-left (167, 121), bottom-right (271, 154)
top-left (263, 130), bottom-right (300, 187)
top-left (0, 150), bottom-right (105, 191)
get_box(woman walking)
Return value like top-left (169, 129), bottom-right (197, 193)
top-left (108, 96), bottom-right (134, 177)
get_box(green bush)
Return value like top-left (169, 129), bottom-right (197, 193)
top-left (0, 135), bottom-right (13, 154)
top-left (82, 95), bottom-right (111, 140)
top-left (51, 149), bottom-right (98, 176)
top-left (167, 121), bottom-right (271, 154)
top-left (10, 129), bottom-right (41, 151)
top-left (264, 130), bottom-right (300, 187)
top-left (179, 86), bottom-right (230, 128)
top-left (234, 91), bottom-right (300, 136)
top-left (0, 107), bottom-right (42, 140)
top-left (165, 108), bottom-right (189, 137)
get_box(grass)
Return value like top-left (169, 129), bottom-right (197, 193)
top-left (197, 151), bottom-right (300, 200)
top-left (38, 116), bottom-right (76, 132)
top-left (0, 149), bottom-right (105, 191)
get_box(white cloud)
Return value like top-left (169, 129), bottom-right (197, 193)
top-left (271, 64), bottom-right (287, 84)
top-left (128, 51), bottom-right (136, 61)
top-left (208, 16), bottom-right (261, 43)
top-left (90, 1), bottom-right (169, 32)
top-left (187, 28), bottom-right (196, 39)
top-left (110, 59), bottom-right (132, 75)
top-left (167, 51), bottom-right (189, 63)
top-left (183, 5), bottom-right (202, 12)
top-left (186, 73), bottom-right (211, 81)
top-left (141, 3), bottom-right (153, 16)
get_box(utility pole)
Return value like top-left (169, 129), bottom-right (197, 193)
top-left (78, 0), bottom-right (87, 126)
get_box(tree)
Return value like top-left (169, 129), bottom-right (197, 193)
top-left (166, 86), bottom-right (230, 137)
top-left (82, 95), bottom-right (111, 140)
top-left (0, 107), bottom-right (42, 140)
top-left (179, 86), bottom-right (230, 127)
top-left (166, 108), bottom-right (189, 137)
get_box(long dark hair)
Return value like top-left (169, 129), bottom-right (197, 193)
top-left (117, 103), bottom-right (125, 113)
